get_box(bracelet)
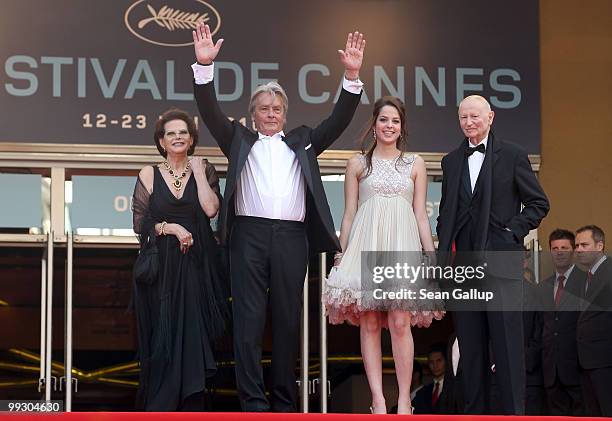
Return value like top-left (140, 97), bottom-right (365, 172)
top-left (334, 252), bottom-right (344, 259)
top-left (159, 221), bottom-right (167, 236)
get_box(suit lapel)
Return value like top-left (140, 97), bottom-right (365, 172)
top-left (473, 133), bottom-right (496, 249)
top-left (586, 258), bottom-right (610, 302)
top-left (558, 274), bottom-right (573, 310)
top-left (449, 144), bottom-right (468, 200)
top-left (461, 156), bottom-right (472, 197)
top-left (472, 132), bottom-right (499, 197)
top-left (283, 130), bottom-right (302, 148)
top-left (440, 144), bottom-right (466, 251)
top-left (559, 268), bottom-right (581, 310)
top-left (226, 130), bottom-right (257, 200)
top-left (542, 275), bottom-right (555, 309)
top-left (557, 278), bottom-right (570, 309)
top-left (238, 132), bottom-right (258, 171)
top-left (285, 132), bottom-right (314, 190)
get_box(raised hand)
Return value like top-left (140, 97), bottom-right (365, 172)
top-left (338, 31), bottom-right (366, 80)
top-left (190, 157), bottom-right (205, 179)
top-left (192, 23), bottom-right (224, 65)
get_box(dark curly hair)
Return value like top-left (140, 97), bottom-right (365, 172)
top-left (154, 108), bottom-right (198, 158)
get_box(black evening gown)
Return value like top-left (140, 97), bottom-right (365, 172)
top-left (132, 161), bottom-right (228, 411)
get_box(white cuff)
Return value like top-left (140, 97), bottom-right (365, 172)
top-left (342, 77), bottom-right (363, 94)
top-left (191, 62), bottom-right (214, 85)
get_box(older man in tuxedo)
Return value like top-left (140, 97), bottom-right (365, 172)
top-left (575, 225), bottom-right (612, 416)
top-left (191, 24), bottom-right (365, 412)
top-left (436, 95), bottom-right (549, 414)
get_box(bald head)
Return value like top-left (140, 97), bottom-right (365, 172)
top-left (459, 95), bottom-right (491, 113)
top-left (458, 95), bottom-right (495, 144)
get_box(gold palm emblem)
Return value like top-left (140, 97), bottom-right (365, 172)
top-left (137, 4), bottom-right (209, 31)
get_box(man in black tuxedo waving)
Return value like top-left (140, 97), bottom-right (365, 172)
top-left (191, 23), bottom-right (365, 412)
top-left (436, 95), bottom-right (549, 414)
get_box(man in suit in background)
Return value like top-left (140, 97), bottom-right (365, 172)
top-left (575, 225), bottom-right (612, 416)
top-left (413, 344), bottom-right (453, 414)
top-left (436, 95), bottom-right (550, 414)
top-left (191, 23), bottom-right (365, 412)
top-left (540, 229), bottom-right (585, 415)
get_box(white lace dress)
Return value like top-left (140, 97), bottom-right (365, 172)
top-left (322, 154), bottom-right (445, 328)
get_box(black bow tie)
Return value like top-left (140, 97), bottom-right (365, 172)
top-left (466, 143), bottom-right (486, 157)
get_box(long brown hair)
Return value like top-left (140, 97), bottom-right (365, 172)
top-left (360, 96), bottom-right (409, 178)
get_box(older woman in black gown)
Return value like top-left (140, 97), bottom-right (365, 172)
top-left (132, 108), bottom-right (227, 411)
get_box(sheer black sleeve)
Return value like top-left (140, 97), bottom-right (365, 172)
top-left (204, 158), bottom-right (223, 204)
top-left (132, 176), bottom-right (156, 242)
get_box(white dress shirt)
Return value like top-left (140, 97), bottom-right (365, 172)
top-left (192, 62), bottom-right (363, 221)
top-left (236, 130), bottom-right (306, 221)
top-left (554, 265), bottom-right (574, 299)
top-left (432, 376), bottom-right (445, 398)
top-left (467, 136), bottom-right (488, 192)
top-left (590, 255), bottom-right (607, 275)
top-left (585, 255), bottom-right (607, 293)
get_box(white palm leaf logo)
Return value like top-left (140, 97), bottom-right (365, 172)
top-left (138, 4), bottom-right (209, 31)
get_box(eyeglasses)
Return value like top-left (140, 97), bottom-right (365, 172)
top-left (164, 129), bottom-right (190, 140)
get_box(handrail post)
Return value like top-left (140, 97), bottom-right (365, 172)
top-left (300, 267), bottom-right (309, 413)
top-left (319, 253), bottom-right (328, 412)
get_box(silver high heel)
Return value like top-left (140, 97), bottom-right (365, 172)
top-left (369, 404), bottom-right (387, 414)
top-left (396, 404), bottom-right (415, 415)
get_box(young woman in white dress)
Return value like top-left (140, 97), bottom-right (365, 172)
top-left (323, 96), bottom-right (444, 414)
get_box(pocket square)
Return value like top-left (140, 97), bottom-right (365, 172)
top-left (305, 143), bottom-right (312, 150)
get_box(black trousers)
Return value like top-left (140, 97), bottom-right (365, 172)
top-left (452, 224), bottom-right (526, 415)
top-left (545, 372), bottom-right (584, 416)
top-left (179, 391), bottom-right (206, 411)
top-left (581, 366), bottom-right (612, 416)
top-left (525, 385), bottom-right (547, 415)
top-left (454, 310), bottom-right (525, 414)
top-left (230, 216), bottom-right (308, 412)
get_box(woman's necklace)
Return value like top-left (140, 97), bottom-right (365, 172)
top-left (163, 160), bottom-right (191, 191)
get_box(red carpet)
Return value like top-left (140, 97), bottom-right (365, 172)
top-left (0, 413), bottom-right (607, 420)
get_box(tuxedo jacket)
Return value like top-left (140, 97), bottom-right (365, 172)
top-left (576, 257), bottom-right (612, 369)
top-left (436, 132), bottom-right (549, 274)
top-left (540, 267), bottom-right (586, 386)
top-left (194, 81), bottom-right (361, 253)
